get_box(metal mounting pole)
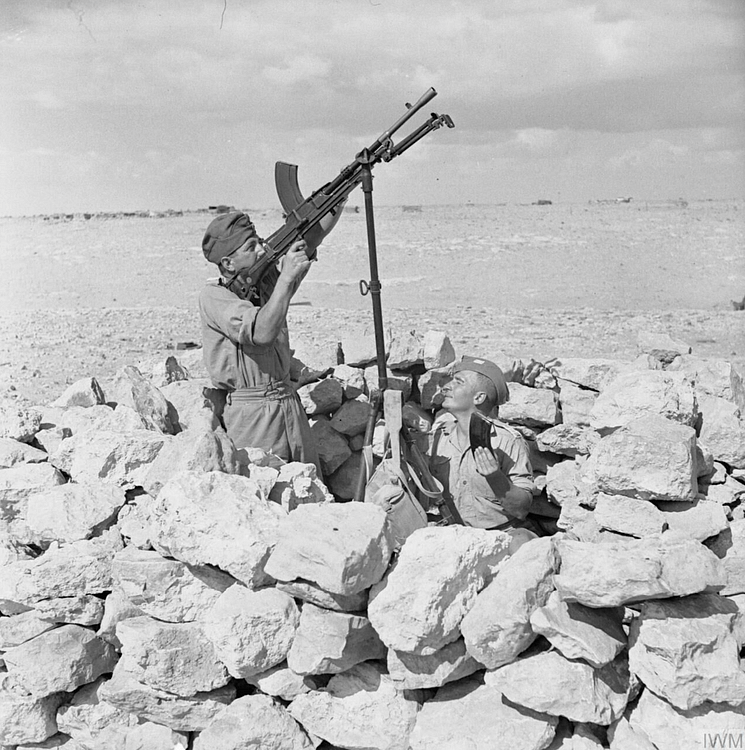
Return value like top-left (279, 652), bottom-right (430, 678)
top-left (354, 151), bottom-right (388, 502)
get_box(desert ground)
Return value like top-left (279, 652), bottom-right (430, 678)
top-left (1, 199), bottom-right (743, 405)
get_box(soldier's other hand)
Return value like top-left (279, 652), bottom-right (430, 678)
top-left (473, 446), bottom-right (500, 477)
top-left (508, 358), bottom-right (558, 387)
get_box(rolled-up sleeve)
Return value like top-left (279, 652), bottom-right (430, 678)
top-left (200, 284), bottom-right (260, 348)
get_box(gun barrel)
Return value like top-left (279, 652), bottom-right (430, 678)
top-left (370, 87), bottom-right (437, 151)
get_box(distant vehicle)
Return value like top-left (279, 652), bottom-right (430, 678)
top-left (532, 199), bottom-right (552, 206)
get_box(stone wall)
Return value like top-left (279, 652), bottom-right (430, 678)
top-left (0, 329), bottom-right (744, 749)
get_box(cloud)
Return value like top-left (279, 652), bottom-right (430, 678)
top-left (609, 138), bottom-right (689, 169)
top-left (1, 0), bottom-right (743, 212)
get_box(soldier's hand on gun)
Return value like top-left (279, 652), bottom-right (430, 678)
top-left (473, 446), bottom-right (501, 477)
top-left (279, 240), bottom-right (314, 283)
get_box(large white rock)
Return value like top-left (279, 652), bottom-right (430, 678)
top-left (117, 616), bottom-right (228, 697)
top-left (698, 394), bottom-right (745, 469)
top-left (557, 382), bottom-right (598, 426)
top-left (0, 530), bottom-right (123, 610)
top-left (97, 587), bottom-right (145, 649)
top-left (364, 366), bottom-right (413, 401)
top-left (32, 428), bottom-right (69, 457)
top-left (708, 519), bottom-right (745, 595)
top-left (554, 537), bottom-right (724, 607)
top-left (668, 355), bottom-right (745, 413)
top-left (150, 470), bottom-right (285, 587)
top-left (387, 638), bottom-right (482, 690)
top-left (409, 676), bottom-right (557, 750)
top-left (108, 365), bottom-right (176, 434)
top-left (0, 672), bottom-right (63, 746)
top-left (582, 415), bottom-right (697, 502)
top-left (0, 437), bottom-right (48, 468)
top-left (460, 537), bottom-right (557, 668)
top-left (485, 649), bottom-right (631, 725)
top-left (116, 492), bottom-right (155, 549)
top-left (552, 359), bottom-right (625, 391)
top-left (0, 396), bottom-right (42, 442)
top-left (50, 428), bottom-right (167, 488)
top-left (0, 462), bottom-right (66, 542)
top-left (628, 593), bottom-right (745, 710)
top-left (99, 662), bottom-right (235, 731)
top-left (332, 364), bottom-right (367, 399)
top-left (287, 602), bottom-right (386, 675)
top-left (657, 498), bottom-right (729, 542)
top-left (56, 676), bottom-right (139, 749)
top-left (49, 377), bottom-right (106, 409)
top-left (367, 525), bottom-right (512, 655)
top-left (422, 330), bottom-right (456, 369)
top-left (607, 714), bottom-right (658, 750)
top-left (265, 502), bottom-right (393, 595)
top-left (42, 403), bottom-right (145, 435)
top-left (499, 382), bottom-right (561, 427)
top-left (0, 610), bottom-right (57, 648)
top-left (244, 661), bottom-right (315, 701)
top-left (593, 493), bottom-right (666, 537)
top-left (341, 328), bottom-right (384, 368)
top-left (589, 370), bottom-right (698, 432)
top-left (32, 594), bottom-right (104, 626)
top-left (3, 624), bottom-right (118, 697)
top-left (202, 585), bottom-right (299, 678)
top-left (112, 546), bottom-right (234, 623)
top-left (705, 475), bottom-right (745, 507)
top-left (626, 687), bottom-right (745, 750)
top-left (546, 458), bottom-right (592, 507)
top-left (159, 378), bottom-right (222, 432)
top-left (142, 427), bottom-right (240, 498)
top-left (193, 693), bottom-right (313, 750)
top-left (25, 481), bottom-right (127, 543)
top-left (536, 424), bottom-right (600, 457)
top-left (297, 377), bottom-right (343, 416)
top-left (268, 461), bottom-right (334, 511)
top-left (529, 590), bottom-right (627, 667)
top-left (289, 661), bottom-right (421, 750)
top-left (277, 579), bottom-right (368, 612)
top-left (387, 329), bottom-right (423, 369)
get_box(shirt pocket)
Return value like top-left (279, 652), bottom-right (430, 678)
top-left (430, 455), bottom-right (452, 494)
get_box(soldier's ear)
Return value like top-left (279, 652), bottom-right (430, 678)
top-left (473, 391), bottom-right (487, 406)
top-left (219, 255), bottom-right (235, 274)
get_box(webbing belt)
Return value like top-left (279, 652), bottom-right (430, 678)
top-left (225, 381), bottom-right (294, 404)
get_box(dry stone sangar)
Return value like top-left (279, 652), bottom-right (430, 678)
top-left (0, 331), bottom-right (744, 749)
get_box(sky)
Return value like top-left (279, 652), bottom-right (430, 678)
top-left (1, 0), bottom-right (743, 215)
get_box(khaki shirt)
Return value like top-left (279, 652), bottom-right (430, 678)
top-left (198, 279), bottom-right (291, 390)
top-left (428, 413), bottom-right (534, 529)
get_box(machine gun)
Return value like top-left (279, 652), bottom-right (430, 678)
top-left (229, 88), bottom-right (454, 302)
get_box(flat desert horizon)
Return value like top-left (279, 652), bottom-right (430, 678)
top-left (2, 199), bottom-right (743, 404)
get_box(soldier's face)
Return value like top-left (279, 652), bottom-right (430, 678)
top-left (440, 371), bottom-right (479, 413)
top-left (222, 236), bottom-right (267, 275)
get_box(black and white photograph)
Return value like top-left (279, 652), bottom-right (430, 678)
top-left (1, 2), bottom-right (744, 748)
